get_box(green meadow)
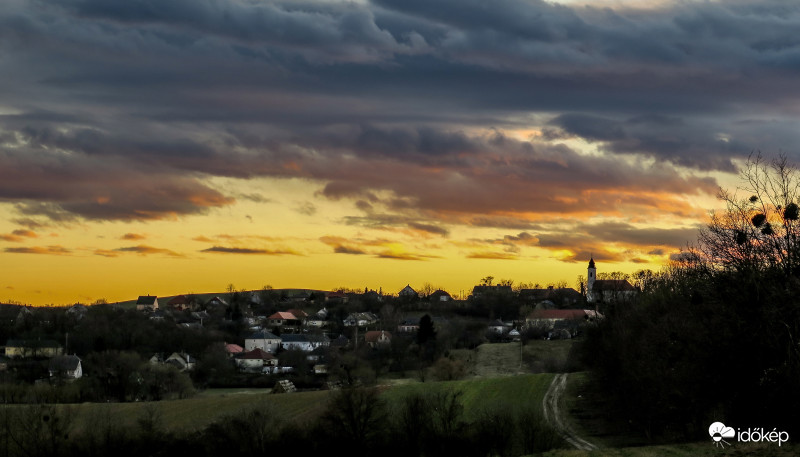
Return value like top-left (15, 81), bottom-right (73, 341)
top-left (381, 373), bottom-right (555, 421)
top-left (30, 372), bottom-right (555, 435)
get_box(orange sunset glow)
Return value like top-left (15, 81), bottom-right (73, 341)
top-left (0, 0), bottom-right (795, 305)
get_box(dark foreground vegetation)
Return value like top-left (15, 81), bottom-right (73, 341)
top-left (583, 154), bottom-right (800, 442)
top-left (0, 385), bottom-right (562, 457)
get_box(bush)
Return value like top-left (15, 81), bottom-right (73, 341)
top-left (429, 356), bottom-right (466, 381)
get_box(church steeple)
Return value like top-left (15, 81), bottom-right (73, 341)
top-left (587, 256), bottom-right (596, 302)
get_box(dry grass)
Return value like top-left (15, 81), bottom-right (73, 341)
top-left (469, 339), bottom-right (577, 378)
top-left (57, 388), bottom-right (331, 434)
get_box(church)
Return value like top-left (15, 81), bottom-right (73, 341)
top-left (586, 257), bottom-right (638, 304)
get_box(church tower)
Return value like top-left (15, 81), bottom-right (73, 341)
top-left (587, 257), bottom-right (596, 302)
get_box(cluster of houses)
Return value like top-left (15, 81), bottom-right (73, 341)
top-left (222, 329), bottom-right (331, 375)
top-left (218, 309), bottom-right (397, 375)
top-left (133, 258), bottom-right (634, 369)
top-left (3, 338), bottom-right (83, 381)
top-left (0, 258), bottom-right (634, 384)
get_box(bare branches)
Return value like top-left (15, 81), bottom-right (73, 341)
top-left (697, 152), bottom-right (800, 276)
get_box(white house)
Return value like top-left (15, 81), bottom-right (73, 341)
top-left (48, 355), bottom-right (82, 380)
top-left (165, 352), bottom-right (196, 371)
top-left (343, 312), bottom-right (379, 327)
top-left (488, 319), bottom-right (509, 334)
top-left (245, 330), bottom-right (281, 353)
top-left (306, 308), bottom-right (328, 327)
top-left (526, 309), bottom-right (601, 330)
top-left (280, 334), bottom-right (331, 352)
top-left (397, 317), bottom-right (420, 333)
top-left (136, 295), bottom-right (159, 312)
top-left (235, 348), bottom-right (277, 373)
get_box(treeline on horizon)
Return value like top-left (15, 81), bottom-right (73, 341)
top-left (3, 276), bottom-right (615, 310)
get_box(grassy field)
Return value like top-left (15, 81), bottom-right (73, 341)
top-left (60, 388), bottom-right (331, 434)
top-left (34, 372), bottom-right (556, 436)
top-left (381, 373), bottom-right (555, 421)
top-left (11, 339), bottom-right (788, 456)
top-left (0, 339), bottom-right (579, 441)
top-left (469, 339), bottom-right (578, 378)
top-left (561, 371), bottom-right (647, 449)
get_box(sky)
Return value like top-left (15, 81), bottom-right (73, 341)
top-left (3, 0), bottom-right (800, 305)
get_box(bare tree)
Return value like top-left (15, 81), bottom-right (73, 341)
top-left (321, 387), bottom-right (387, 453)
top-left (695, 152), bottom-right (800, 276)
top-left (415, 282), bottom-right (432, 298)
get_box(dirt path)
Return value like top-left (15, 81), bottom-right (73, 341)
top-left (542, 373), bottom-right (599, 451)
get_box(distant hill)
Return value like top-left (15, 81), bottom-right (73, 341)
top-left (114, 288), bottom-right (333, 310)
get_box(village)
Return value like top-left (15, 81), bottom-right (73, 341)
top-left (0, 259), bottom-right (638, 396)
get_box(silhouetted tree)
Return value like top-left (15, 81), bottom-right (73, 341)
top-left (583, 153), bottom-right (800, 441)
top-left (320, 387), bottom-right (387, 456)
top-left (416, 314), bottom-right (436, 345)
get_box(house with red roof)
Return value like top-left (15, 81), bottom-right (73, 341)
top-left (364, 330), bottom-right (392, 348)
top-left (268, 311), bottom-right (301, 327)
top-left (525, 309), bottom-right (602, 329)
top-left (166, 295), bottom-right (192, 311)
top-left (224, 342), bottom-right (244, 357)
top-left (287, 309), bottom-right (308, 319)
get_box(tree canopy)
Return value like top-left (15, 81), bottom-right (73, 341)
top-left (583, 153), bottom-right (800, 441)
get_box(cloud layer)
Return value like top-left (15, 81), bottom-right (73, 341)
top-left (4, 0), bottom-right (799, 264)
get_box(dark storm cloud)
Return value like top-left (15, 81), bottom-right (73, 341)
top-left (548, 113), bottom-right (743, 171)
top-left (466, 252), bottom-right (519, 260)
top-left (334, 245), bottom-right (367, 255)
top-left (64, 0), bottom-right (422, 62)
top-left (4, 0), bottom-right (800, 224)
top-left (10, 218), bottom-right (51, 230)
top-left (577, 222), bottom-right (700, 248)
top-left (463, 221), bottom-right (698, 263)
top-left (320, 235), bottom-right (368, 255)
top-left (407, 222), bottom-right (449, 237)
top-left (201, 246), bottom-right (300, 255)
top-left (339, 213), bottom-right (448, 236)
top-left (534, 222), bottom-right (698, 250)
top-left (5, 245), bottom-right (71, 255)
top-left (375, 251), bottom-right (433, 261)
top-left (315, 135), bottom-right (716, 219)
top-left (373, 0), bottom-right (587, 42)
top-left (0, 130), bottom-right (234, 221)
top-left (114, 245), bottom-right (183, 257)
top-left (0, 157), bottom-right (232, 222)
